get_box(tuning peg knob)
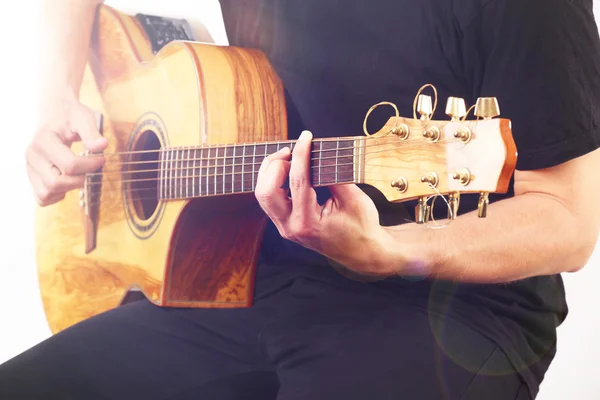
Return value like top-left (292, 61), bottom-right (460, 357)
top-left (446, 97), bottom-right (467, 121)
top-left (421, 172), bottom-right (439, 188)
top-left (452, 168), bottom-right (472, 186)
top-left (475, 97), bottom-right (500, 120)
top-left (478, 192), bottom-right (489, 218)
top-left (391, 177), bottom-right (408, 193)
top-left (417, 95), bottom-right (433, 120)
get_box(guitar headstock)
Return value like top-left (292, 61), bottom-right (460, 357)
top-left (361, 95), bottom-right (517, 222)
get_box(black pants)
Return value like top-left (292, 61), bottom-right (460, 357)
top-left (0, 277), bottom-right (530, 400)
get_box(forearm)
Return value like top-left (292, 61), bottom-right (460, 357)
top-left (40, 0), bottom-right (103, 102)
top-left (383, 193), bottom-right (599, 284)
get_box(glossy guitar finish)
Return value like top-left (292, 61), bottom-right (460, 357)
top-left (36, 5), bottom-right (285, 333)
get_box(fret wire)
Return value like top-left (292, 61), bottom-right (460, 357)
top-left (335, 138), bottom-right (340, 184)
top-left (206, 145), bottom-right (211, 196)
top-left (206, 145), bottom-right (215, 196)
top-left (242, 144), bottom-right (246, 193)
top-left (230, 145), bottom-right (235, 194)
top-left (175, 148), bottom-right (179, 199)
top-left (318, 141), bottom-right (322, 186)
top-left (192, 147), bottom-right (197, 198)
top-left (173, 148), bottom-right (177, 199)
top-left (219, 146), bottom-right (223, 195)
top-left (177, 149), bottom-right (181, 199)
top-left (202, 146), bottom-right (206, 197)
top-left (262, 143), bottom-right (267, 190)
top-left (159, 149), bottom-right (164, 200)
top-left (158, 149), bottom-right (162, 200)
top-left (186, 147), bottom-right (190, 199)
top-left (213, 146), bottom-right (217, 196)
top-left (223, 146), bottom-right (226, 195)
top-left (165, 151), bottom-right (171, 199)
top-left (168, 148), bottom-right (173, 199)
top-left (252, 144), bottom-right (256, 191)
top-left (202, 146), bottom-right (206, 196)
top-left (179, 148), bottom-right (186, 199)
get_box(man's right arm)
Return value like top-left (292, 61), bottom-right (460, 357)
top-left (28, 0), bottom-right (108, 207)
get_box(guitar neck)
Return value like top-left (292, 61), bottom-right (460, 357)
top-left (157, 137), bottom-right (364, 200)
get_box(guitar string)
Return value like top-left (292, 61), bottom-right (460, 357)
top-left (82, 169), bottom-right (469, 209)
top-left (83, 163), bottom-right (454, 189)
top-left (84, 152), bottom-right (453, 187)
top-left (86, 158), bottom-right (447, 179)
top-left (83, 137), bottom-right (465, 174)
top-left (94, 130), bottom-right (468, 159)
top-left (82, 172), bottom-right (465, 207)
top-left (86, 148), bottom-right (449, 179)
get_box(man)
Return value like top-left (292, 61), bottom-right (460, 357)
top-left (1, 0), bottom-right (599, 399)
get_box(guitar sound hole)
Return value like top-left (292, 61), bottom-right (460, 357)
top-left (129, 130), bottom-right (161, 220)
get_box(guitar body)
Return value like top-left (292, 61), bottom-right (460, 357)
top-left (35, 5), bottom-right (287, 333)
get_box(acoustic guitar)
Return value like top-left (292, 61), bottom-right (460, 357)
top-left (35, 4), bottom-right (517, 334)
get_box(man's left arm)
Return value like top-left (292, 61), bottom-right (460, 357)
top-left (382, 147), bottom-right (600, 283)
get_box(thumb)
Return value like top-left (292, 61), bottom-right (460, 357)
top-left (70, 105), bottom-right (109, 153)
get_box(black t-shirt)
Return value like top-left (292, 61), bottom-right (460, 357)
top-left (219, 0), bottom-right (600, 397)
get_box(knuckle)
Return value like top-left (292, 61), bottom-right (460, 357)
top-left (289, 176), bottom-right (306, 191)
top-left (30, 138), bottom-right (45, 154)
top-left (285, 224), bottom-right (311, 242)
top-left (255, 188), bottom-right (274, 205)
top-left (63, 129), bottom-right (78, 142)
top-left (36, 187), bottom-right (51, 204)
top-left (61, 158), bottom-right (79, 175)
top-left (45, 175), bottom-right (61, 192)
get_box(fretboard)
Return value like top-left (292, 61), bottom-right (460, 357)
top-left (158, 138), bottom-right (360, 200)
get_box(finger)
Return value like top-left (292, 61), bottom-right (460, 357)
top-left (27, 145), bottom-right (86, 193)
top-left (26, 164), bottom-right (67, 207)
top-left (41, 132), bottom-right (105, 176)
top-left (289, 130), bottom-right (320, 216)
top-left (255, 148), bottom-right (293, 221)
top-left (69, 105), bottom-right (108, 153)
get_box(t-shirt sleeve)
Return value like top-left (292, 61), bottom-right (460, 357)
top-left (461, 0), bottom-right (600, 171)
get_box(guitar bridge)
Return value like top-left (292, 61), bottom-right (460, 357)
top-left (80, 112), bottom-right (104, 254)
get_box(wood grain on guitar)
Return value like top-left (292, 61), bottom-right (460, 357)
top-left (35, 5), bottom-right (517, 334)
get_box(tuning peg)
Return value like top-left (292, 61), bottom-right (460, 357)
top-left (475, 97), bottom-right (500, 120)
top-left (448, 192), bottom-right (460, 220)
top-left (417, 95), bottom-right (433, 120)
top-left (422, 126), bottom-right (441, 142)
top-left (452, 168), bottom-right (472, 186)
top-left (421, 172), bottom-right (439, 188)
top-left (446, 97), bottom-right (467, 121)
top-left (477, 192), bottom-right (489, 218)
top-left (391, 177), bottom-right (408, 193)
top-left (415, 196), bottom-right (431, 224)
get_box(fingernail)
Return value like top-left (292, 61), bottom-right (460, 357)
top-left (299, 130), bottom-right (312, 140)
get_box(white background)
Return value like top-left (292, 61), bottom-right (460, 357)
top-left (0, 1), bottom-right (598, 399)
